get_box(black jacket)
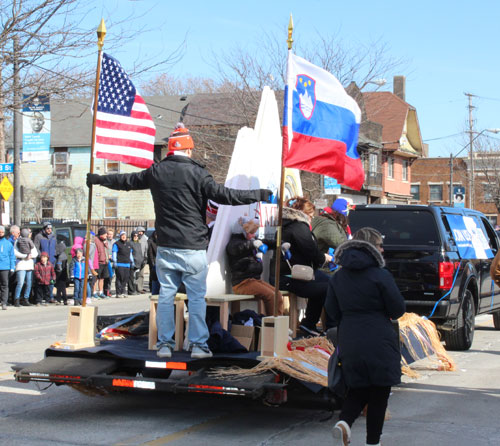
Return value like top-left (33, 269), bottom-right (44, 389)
top-left (271, 207), bottom-right (325, 278)
top-left (325, 239), bottom-right (406, 388)
top-left (226, 234), bottom-right (265, 286)
top-left (147, 232), bottom-right (158, 282)
top-left (96, 155), bottom-right (263, 250)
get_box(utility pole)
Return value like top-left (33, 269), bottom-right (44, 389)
top-left (13, 35), bottom-right (21, 226)
top-left (465, 92), bottom-right (475, 209)
top-left (449, 153), bottom-right (453, 205)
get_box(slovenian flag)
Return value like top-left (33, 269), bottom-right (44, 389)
top-left (283, 53), bottom-right (364, 190)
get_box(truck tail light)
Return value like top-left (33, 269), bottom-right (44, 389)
top-left (439, 261), bottom-right (455, 290)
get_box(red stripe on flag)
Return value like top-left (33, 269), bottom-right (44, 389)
top-left (342, 156), bottom-right (365, 191)
top-left (96, 119), bottom-right (156, 136)
top-left (95, 135), bottom-right (154, 150)
top-left (130, 109), bottom-right (155, 120)
top-left (134, 95), bottom-right (145, 104)
top-left (283, 131), bottom-right (346, 183)
top-left (95, 150), bottom-right (154, 169)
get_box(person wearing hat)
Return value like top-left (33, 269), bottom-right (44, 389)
top-left (92, 227), bottom-right (110, 299)
top-left (226, 217), bottom-right (283, 316)
top-left (33, 251), bottom-right (55, 306)
top-left (134, 226), bottom-right (148, 293)
top-left (206, 200), bottom-right (219, 242)
top-left (87, 122), bottom-right (273, 359)
top-left (103, 228), bottom-right (116, 297)
top-left (0, 225), bottom-right (15, 310)
top-left (112, 231), bottom-right (134, 298)
top-left (34, 222), bottom-right (57, 301)
top-left (311, 198), bottom-right (352, 275)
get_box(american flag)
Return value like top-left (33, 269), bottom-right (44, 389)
top-left (94, 53), bottom-right (155, 168)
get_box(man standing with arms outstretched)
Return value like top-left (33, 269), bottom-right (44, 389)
top-left (87, 123), bottom-right (272, 359)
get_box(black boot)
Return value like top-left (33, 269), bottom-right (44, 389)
top-left (20, 299), bottom-right (31, 306)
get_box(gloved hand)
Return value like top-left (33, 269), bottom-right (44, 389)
top-left (253, 240), bottom-right (263, 249)
top-left (259, 189), bottom-right (274, 203)
top-left (50, 279), bottom-right (55, 285)
top-left (113, 262), bottom-right (117, 269)
top-left (253, 240), bottom-right (268, 253)
top-left (86, 173), bottom-right (102, 187)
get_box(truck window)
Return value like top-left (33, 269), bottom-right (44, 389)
top-left (480, 217), bottom-right (499, 252)
top-left (349, 210), bottom-right (439, 245)
top-left (56, 228), bottom-right (71, 247)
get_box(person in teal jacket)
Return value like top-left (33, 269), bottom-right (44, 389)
top-left (0, 225), bottom-right (16, 310)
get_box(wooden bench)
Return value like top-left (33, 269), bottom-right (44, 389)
top-left (149, 293), bottom-right (187, 351)
top-left (285, 291), bottom-right (327, 337)
top-left (148, 293), bottom-right (255, 350)
top-left (205, 294), bottom-right (255, 330)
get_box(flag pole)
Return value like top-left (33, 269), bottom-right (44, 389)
top-left (82, 19), bottom-right (106, 307)
top-left (273, 15), bottom-right (293, 317)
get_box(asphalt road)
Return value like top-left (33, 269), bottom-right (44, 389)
top-left (1, 297), bottom-right (500, 446)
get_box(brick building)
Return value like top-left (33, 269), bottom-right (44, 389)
top-left (410, 156), bottom-right (499, 226)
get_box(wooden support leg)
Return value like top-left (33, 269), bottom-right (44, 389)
top-left (219, 303), bottom-right (229, 331)
top-left (148, 300), bottom-right (158, 350)
top-left (175, 300), bottom-right (185, 351)
top-left (289, 293), bottom-right (298, 337)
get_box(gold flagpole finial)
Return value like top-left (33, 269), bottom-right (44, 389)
top-left (97, 19), bottom-right (107, 50)
top-left (287, 14), bottom-right (294, 50)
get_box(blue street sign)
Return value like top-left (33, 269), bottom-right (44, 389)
top-left (0, 163), bottom-right (13, 173)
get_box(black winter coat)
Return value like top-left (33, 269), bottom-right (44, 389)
top-left (325, 239), bottom-right (406, 388)
top-left (271, 207), bottom-right (325, 278)
top-left (226, 234), bottom-right (265, 286)
top-left (147, 233), bottom-right (158, 282)
top-left (95, 155), bottom-right (263, 250)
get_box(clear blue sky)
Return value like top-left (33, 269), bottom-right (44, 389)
top-left (89, 0), bottom-right (500, 158)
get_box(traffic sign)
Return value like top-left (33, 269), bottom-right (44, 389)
top-left (0, 163), bottom-right (13, 173)
top-left (0, 176), bottom-right (13, 201)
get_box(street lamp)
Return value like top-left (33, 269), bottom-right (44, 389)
top-left (449, 128), bottom-right (500, 206)
top-left (366, 78), bottom-right (387, 88)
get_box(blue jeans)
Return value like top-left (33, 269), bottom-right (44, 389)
top-left (156, 247), bottom-right (209, 349)
top-left (15, 270), bottom-right (32, 301)
top-left (73, 278), bottom-right (91, 304)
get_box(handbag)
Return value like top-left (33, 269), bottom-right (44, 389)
top-left (328, 348), bottom-right (347, 397)
top-left (285, 258), bottom-right (314, 281)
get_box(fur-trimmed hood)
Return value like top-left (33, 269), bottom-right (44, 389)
top-left (283, 206), bottom-right (309, 225)
top-left (334, 239), bottom-right (385, 269)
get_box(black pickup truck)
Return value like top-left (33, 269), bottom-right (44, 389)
top-left (349, 204), bottom-right (500, 351)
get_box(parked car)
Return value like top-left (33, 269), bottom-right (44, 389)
top-left (349, 204), bottom-right (500, 351)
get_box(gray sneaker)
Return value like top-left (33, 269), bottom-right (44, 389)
top-left (191, 345), bottom-right (213, 359)
top-left (157, 344), bottom-right (172, 358)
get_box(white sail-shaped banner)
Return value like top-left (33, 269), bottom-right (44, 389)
top-left (206, 87), bottom-right (301, 296)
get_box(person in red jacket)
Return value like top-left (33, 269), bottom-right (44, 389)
top-left (34, 252), bottom-right (56, 306)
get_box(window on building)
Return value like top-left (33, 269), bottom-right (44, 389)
top-left (104, 198), bottom-right (118, 219)
top-left (369, 153), bottom-right (378, 174)
top-left (105, 160), bottom-right (120, 174)
top-left (429, 184), bottom-right (443, 201)
top-left (410, 184), bottom-right (420, 201)
top-left (402, 160), bottom-right (409, 181)
top-left (483, 183), bottom-right (495, 202)
top-left (41, 199), bottom-right (54, 219)
top-left (387, 157), bottom-right (394, 178)
top-left (53, 150), bottom-right (69, 176)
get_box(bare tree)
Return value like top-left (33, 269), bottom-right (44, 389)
top-left (473, 136), bottom-right (500, 212)
top-left (0, 0), bottom-right (185, 161)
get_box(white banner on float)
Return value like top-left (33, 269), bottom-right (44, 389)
top-left (206, 87), bottom-right (285, 296)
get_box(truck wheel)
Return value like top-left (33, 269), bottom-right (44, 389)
top-left (443, 289), bottom-right (475, 351)
top-left (493, 312), bottom-right (500, 330)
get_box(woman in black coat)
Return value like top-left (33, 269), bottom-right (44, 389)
top-left (326, 227), bottom-right (405, 446)
top-left (270, 197), bottom-right (333, 335)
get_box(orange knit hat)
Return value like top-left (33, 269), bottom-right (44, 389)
top-left (168, 123), bottom-right (194, 151)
